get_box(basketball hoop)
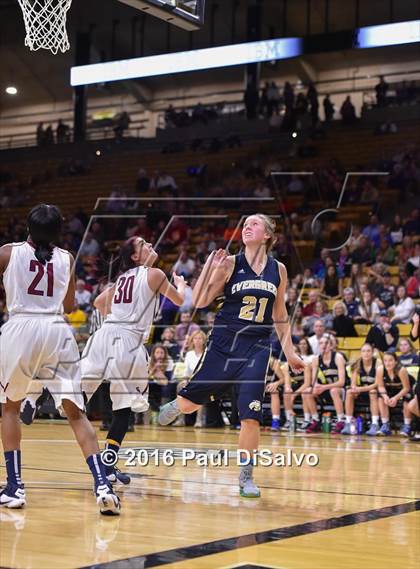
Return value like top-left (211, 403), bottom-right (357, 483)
top-left (17, 0), bottom-right (72, 55)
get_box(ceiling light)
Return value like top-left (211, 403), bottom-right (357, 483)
top-left (6, 86), bottom-right (18, 95)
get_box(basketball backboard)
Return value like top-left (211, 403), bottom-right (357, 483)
top-left (117, 0), bottom-right (205, 31)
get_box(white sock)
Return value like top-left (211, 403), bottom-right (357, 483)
top-left (286, 411), bottom-right (293, 421)
top-left (382, 419), bottom-right (389, 425)
top-left (404, 418), bottom-right (411, 425)
top-left (337, 414), bottom-right (345, 421)
top-left (346, 415), bottom-right (353, 424)
top-left (371, 415), bottom-right (379, 425)
top-left (272, 415), bottom-right (280, 420)
top-left (304, 413), bottom-right (311, 422)
top-left (312, 414), bottom-right (320, 421)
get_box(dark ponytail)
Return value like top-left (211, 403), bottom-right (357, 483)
top-left (27, 204), bottom-right (63, 265)
top-left (107, 236), bottom-right (140, 281)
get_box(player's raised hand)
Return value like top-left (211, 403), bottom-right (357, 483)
top-left (211, 248), bottom-right (229, 269)
top-left (173, 272), bottom-right (186, 289)
top-left (287, 353), bottom-right (305, 374)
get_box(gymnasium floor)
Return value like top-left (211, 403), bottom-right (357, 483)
top-left (0, 422), bottom-right (419, 569)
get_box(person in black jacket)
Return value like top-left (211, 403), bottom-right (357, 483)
top-left (332, 301), bottom-right (357, 337)
top-left (366, 310), bottom-right (399, 352)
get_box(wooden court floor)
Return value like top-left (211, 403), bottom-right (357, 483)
top-left (0, 421), bottom-right (419, 569)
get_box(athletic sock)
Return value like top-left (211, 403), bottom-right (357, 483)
top-left (87, 453), bottom-right (108, 487)
top-left (337, 414), bottom-right (345, 422)
top-left (285, 411), bottom-right (293, 421)
top-left (4, 450), bottom-right (22, 486)
top-left (105, 439), bottom-right (120, 476)
top-left (371, 415), bottom-right (379, 425)
top-left (404, 418), bottom-right (411, 425)
top-left (272, 415), bottom-right (280, 421)
top-left (312, 414), bottom-right (320, 421)
top-left (304, 413), bottom-right (311, 422)
top-left (346, 415), bottom-right (353, 423)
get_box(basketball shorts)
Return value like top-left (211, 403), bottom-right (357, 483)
top-left (0, 315), bottom-right (83, 411)
top-left (178, 332), bottom-right (271, 423)
top-left (346, 387), bottom-right (378, 406)
top-left (384, 386), bottom-right (413, 403)
top-left (317, 385), bottom-right (344, 405)
top-left (81, 324), bottom-right (149, 412)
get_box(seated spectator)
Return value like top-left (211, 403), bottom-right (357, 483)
top-left (372, 271), bottom-right (395, 310)
top-left (389, 214), bottom-right (404, 244)
top-left (136, 168), bottom-right (150, 193)
top-left (360, 180), bottom-right (379, 205)
top-left (390, 285), bottom-right (415, 324)
top-left (165, 218), bottom-right (188, 246)
top-left (399, 235), bottom-right (414, 265)
top-left (173, 250), bottom-right (196, 279)
top-left (179, 277), bottom-right (195, 312)
top-left (308, 319), bottom-right (325, 355)
top-left (183, 330), bottom-right (207, 427)
top-left (160, 327), bottom-right (181, 361)
top-left (291, 305), bottom-right (305, 339)
top-left (405, 268), bottom-right (419, 298)
top-left (376, 238), bottom-right (396, 265)
top-left (398, 338), bottom-right (419, 367)
top-left (407, 242), bottom-right (420, 275)
top-left (303, 289), bottom-right (320, 317)
top-left (304, 300), bottom-right (333, 334)
top-left (254, 182), bottom-right (271, 199)
top-left (75, 279), bottom-right (92, 312)
top-left (343, 287), bottom-right (360, 318)
top-left (154, 171), bottom-right (178, 196)
top-left (403, 209), bottom-right (420, 236)
top-left (148, 344), bottom-right (175, 412)
top-left (321, 265), bottom-right (343, 299)
top-left (366, 310), bottom-right (399, 352)
top-left (332, 301), bottom-right (357, 337)
top-left (79, 232), bottom-right (100, 257)
top-left (286, 287), bottom-right (302, 316)
top-left (357, 290), bottom-right (380, 324)
top-left (351, 235), bottom-right (375, 265)
top-left (175, 311), bottom-right (200, 349)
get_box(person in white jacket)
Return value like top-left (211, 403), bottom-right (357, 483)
top-left (183, 330), bottom-right (207, 427)
top-left (391, 285), bottom-right (415, 324)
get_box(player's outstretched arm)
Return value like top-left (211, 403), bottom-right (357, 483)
top-left (192, 249), bottom-right (234, 308)
top-left (148, 268), bottom-right (186, 306)
top-left (273, 262), bottom-right (305, 372)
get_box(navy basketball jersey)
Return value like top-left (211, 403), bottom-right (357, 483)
top-left (357, 358), bottom-right (377, 386)
top-left (318, 351), bottom-right (339, 384)
top-left (214, 252), bottom-right (280, 339)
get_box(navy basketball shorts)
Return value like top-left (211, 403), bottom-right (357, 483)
top-left (178, 332), bottom-right (271, 423)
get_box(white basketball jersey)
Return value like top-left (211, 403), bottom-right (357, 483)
top-left (105, 266), bottom-right (158, 340)
top-left (3, 242), bottom-right (71, 316)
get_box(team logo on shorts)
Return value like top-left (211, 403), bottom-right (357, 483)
top-left (249, 400), bottom-right (261, 411)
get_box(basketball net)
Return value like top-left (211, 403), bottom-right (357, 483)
top-left (17, 0), bottom-right (72, 55)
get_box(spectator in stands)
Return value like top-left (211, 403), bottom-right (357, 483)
top-left (283, 81), bottom-right (295, 112)
top-left (390, 285), bottom-right (415, 324)
top-left (357, 290), bottom-right (380, 324)
top-left (56, 119), bottom-right (70, 144)
top-left (161, 327), bottom-right (180, 360)
top-left (307, 82), bottom-right (319, 127)
top-left (165, 104), bottom-right (177, 128)
top-left (66, 212), bottom-right (85, 236)
top-left (288, 175), bottom-right (304, 194)
top-left (183, 330), bottom-right (207, 427)
top-left (66, 304), bottom-right (88, 331)
top-left (152, 171), bottom-right (178, 196)
top-left (114, 111), bottom-right (131, 141)
top-left (75, 279), bottom-right (92, 312)
top-left (79, 232), bottom-right (100, 257)
top-left (244, 78), bottom-right (259, 120)
top-left (390, 214), bottom-right (404, 244)
top-left (323, 94), bottom-right (334, 122)
top-left (351, 235), bottom-right (375, 265)
top-left (267, 81), bottom-right (281, 117)
top-left (343, 287), bottom-right (360, 318)
top-left (286, 287), bottom-right (302, 316)
top-left (308, 319), bottom-right (325, 355)
top-left (320, 265), bottom-right (343, 299)
top-left (303, 289), bottom-right (320, 317)
top-left (399, 235), bottom-right (414, 265)
top-left (332, 301), bottom-right (357, 337)
top-left (398, 338), bottom-right (419, 367)
top-left (165, 217), bottom-right (188, 246)
top-left (340, 96), bottom-right (357, 124)
top-left (45, 125), bottom-right (54, 146)
top-left (407, 242), bottom-right (420, 274)
top-left (376, 238), bottom-right (396, 265)
top-left (202, 311), bottom-right (215, 335)
top-left (362, 215), bottom-right (380, 244)
top-left (175, 311), bottom-right (200, 350)
top-left (360, 180), bottom-right (379, 206)
top-left (173, 249), bottom-right (196, 279)
top-left (373, 271), bottom-right (395, 310)
top-left (36, 122), bottom-right (45, 147)
top-left (136, 168), bottom-right (150, 193)
top-left (254, 182), bottom-right (271, 199)
top-left (304, 300), bottom-right (333, 334)
top-left (366, 310), bottom-right (399, 352)
top-left (291, 304), bottom-right (305, 339)
top-left (148, 344), bottom-right (175, 413)
top-left (403, 209), bottom-right (420, 236)
top-left (406, 268), bottom-right (420, 298)
top-left (375, 76), bottom-right (389, 107)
